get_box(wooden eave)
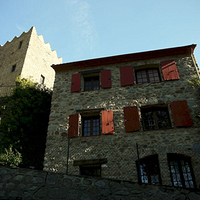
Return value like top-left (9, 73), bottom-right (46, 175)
top-left (52, 44), bottom-right (196, 72)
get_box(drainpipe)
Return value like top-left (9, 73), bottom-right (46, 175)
top-left (136, 143), bottom-right (141, 183)
top-left (66, 137), bottom-right (70, 175)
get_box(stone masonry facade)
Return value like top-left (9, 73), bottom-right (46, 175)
top-left (44, 44), bottom-right (200, 189)
top-left (0, 27), bottom-right (62, 96)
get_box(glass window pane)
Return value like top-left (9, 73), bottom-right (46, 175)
top-left (168, 154), bottom-right (195, 188)
top-left (139, 155), bottom-right (161, 185)
top-left (137, 71), bottom-right (147, 84)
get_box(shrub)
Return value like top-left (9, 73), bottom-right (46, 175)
top-left (0, 145), bottom-right (22, 168)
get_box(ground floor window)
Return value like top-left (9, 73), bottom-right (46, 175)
top-left (168, 154), bottom-right (196, 188)
top-left (80, 164), bottom-right (101, 177)
top-left (136, 154), bottom-right (161, 185)
top-left (74, 158), bottom-right (107, 177)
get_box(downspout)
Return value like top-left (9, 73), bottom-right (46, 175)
top-left (66, 137), bottom-right (70, 175)
top-left (136, 143), bottom-right (141, 183)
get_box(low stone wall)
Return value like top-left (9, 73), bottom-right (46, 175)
top-left (0, 166), bottom-right (200, 200)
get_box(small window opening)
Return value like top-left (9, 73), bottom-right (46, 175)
top-left (11, 65), bottom-right (16, 72)
top-left (80, 164), bottom-right (101, 177)
top-left (18, 41), bottom-right (23, 49)
top-left (74, 158), bottom-right (107, 177)
top-left (39, 75), bottom-right (45, 84)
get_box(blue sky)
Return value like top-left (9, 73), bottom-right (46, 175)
top-left (1, 0), bottom-right (200, 65)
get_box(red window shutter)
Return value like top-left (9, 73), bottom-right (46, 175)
top-left (71, 73), bottom-right (81, 92)
top-left (120, 66), bottom-right (134, 86)
top-left (124, 106), bottom-right (140, 132)
top-left (101, 70), bottom-right (111, 88)
top-left (160, 60), bottom-right (180, 80)
top-left (102, 110), bottom-right (114, 134)
top-left (170, 100), bottom-right (193, 127)
top-left (68, 114), bottom-right (79, 138)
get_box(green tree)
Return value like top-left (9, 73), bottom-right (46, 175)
top-left (0, 77), bottom-right (52, 169)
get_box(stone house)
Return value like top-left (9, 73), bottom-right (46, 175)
top-left (0, 26), bottom-right (62, 96)
top-left (44, 44), bottom-right (200, 189)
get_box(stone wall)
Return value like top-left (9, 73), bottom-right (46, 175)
top-left (0, 166), bottom-right (200, 200)
top-left (44, 51), bottom-right (200, 188)
top-left (0, 27), bottom-right (62, 96)
top-left (21, 27), bottom-right (62, 89)
top-left (0, 30), bottom-right (31, 89)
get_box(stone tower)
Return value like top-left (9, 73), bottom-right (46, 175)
top-left (0, 26), bottom-right (62, 96)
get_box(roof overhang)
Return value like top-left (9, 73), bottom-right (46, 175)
top-left (52, 44), bottom-right (196, 72)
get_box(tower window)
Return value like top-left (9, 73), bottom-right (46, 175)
top-left (40, 75), bottom-right (45, 84)
top-left (18, 41), bottom-right (23, 49)
top-left (11, 65), bottom-right (16, 72)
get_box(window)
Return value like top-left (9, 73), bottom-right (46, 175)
top-left (68, 110), bottom-right (114, 138)
top-left (11, 64), bottom-right (16, 72)
top-left (82, 114), bottom-right (100, 136)
top-left (84, 73), bottom-right (99, 91)
top-left (141, 106), bottom-right (170, 130)
top-left (168, 154), bottom-right (196, 188)
top-left (80, 164), bottom-right (101, 177)
top-left (18, 41), bottom-right (23, 49)
top-left (74, 158), bottom-right (107, 177)
top-left (136, 68), bottom-right (160, 84)
top-left (136, 154), bottom-right (161, 185)
top-left (71, 70), bottom-right (112, 93)
top-left (39, 75), bottom-right (45, 84)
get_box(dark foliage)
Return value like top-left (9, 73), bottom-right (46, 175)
top-left (0, 78), bottom-right (52, 169)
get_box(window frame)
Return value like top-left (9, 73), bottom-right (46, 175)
top-left (74, 158), bottom-right (107, 177)
top-left (135, 68), bottom-right (161, 84)
top-left (136, 154), bottom-right (162, 185)
top-left (84, 73), bottom-right (100, 91)
top-left (82, 113), bottom-right (100, 137)
top-left (80, 164), bottom-right (101, 177)
top-left (141, 105), bottom-right (171, 131)
top-left (168, 153), bottom-right (196, 188)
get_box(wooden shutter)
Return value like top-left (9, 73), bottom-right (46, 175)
top-left (120, 66), bottom-right (134, 86)
top-left (102, 110), bottom-right (114, 134)
top-left (71, 73), bottom-right (81, 92)
top-left (170, 100), bottom-right (193, 127)
top-left (101, 70), bottom-right (111, 88)
top-left (160, 60), bottom-right (180, 80)
top-left (68, 114), bottom-right (79, 138)
top-left (124, 106), bottom-right (140, 132)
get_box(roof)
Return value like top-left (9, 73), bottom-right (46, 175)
top-left (52, 44), bottom-right (196, 72)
